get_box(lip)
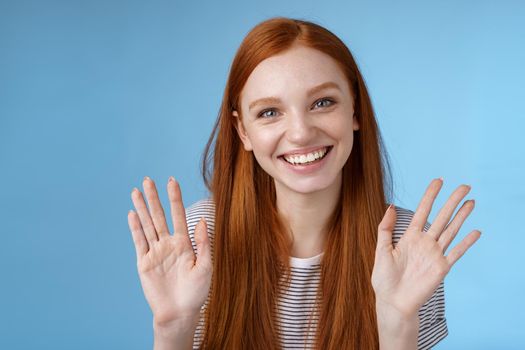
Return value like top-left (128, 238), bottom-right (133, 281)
top-left (279, 146), bottom-right (333, 175)
top-left (279, 145), bottom-right (332, 157)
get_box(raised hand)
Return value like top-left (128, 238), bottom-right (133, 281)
top-left (371, 178), bottom-right (481, 318)
top-left (128, 176), bottom-right (212, 327)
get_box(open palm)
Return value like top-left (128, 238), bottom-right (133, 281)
top-left (371, 178), bottom-right (481, 317)
top-left (127, 177), bottom-right (212, 326)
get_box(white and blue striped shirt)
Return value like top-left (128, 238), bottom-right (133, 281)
top-left (185, 198), bottom-right (448, 349)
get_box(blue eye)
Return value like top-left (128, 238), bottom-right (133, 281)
top-left (314, 98), bottom-right (335, 108)
top-left (258, 109), bottom-right (278, 118)
top-left (257, 98), bottom-right (336, 118)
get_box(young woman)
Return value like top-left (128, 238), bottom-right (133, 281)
top-left (127, 17), bottom-right (481, 350)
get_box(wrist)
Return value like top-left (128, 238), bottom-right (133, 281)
top-left (375, 296), bottom-right (419, 321)
top-left (376, 300), bottom-right (419, 350)
top-left (153, 313), bottom-right (201, 338)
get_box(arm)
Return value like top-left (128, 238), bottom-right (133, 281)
top-left (376, 301), bottom-right (419, 350)
top-left (153, 314), bottom-right (200, 350)
top-left (127, 177), bottom-right (212, 350)
top-left (372, 179), bottom-right (481, 350)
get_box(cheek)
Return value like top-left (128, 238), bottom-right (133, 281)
top-left (327, 118), bottom-right (354, 144)
top-left (249, 132), bottom-right (281, 176)
top-left (247, 129), bottom-right (280, 157)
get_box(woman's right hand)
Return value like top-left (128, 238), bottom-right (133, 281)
top-left (127, 176), bottom-right (212, 328)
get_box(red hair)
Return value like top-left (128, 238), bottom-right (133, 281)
top-left (201, 16), bottom-right (392, 349)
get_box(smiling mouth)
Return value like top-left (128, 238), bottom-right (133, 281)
top-left (280, 146), bottom-right (333, 165)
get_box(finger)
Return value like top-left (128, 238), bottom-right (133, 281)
top-left (143, 176), bottom-right (170, 239)
top-left (409, 178), bottom-right (443, 232)
top-left (167, 177), bottom-right (191, 242)
top-left (127, 209), bottom-right (149, 259)
top-left (445, 230), bottom-right (482, 267)
top-left (426, 184), bottom-right (471, 240)
top-left (438, 199), bottom-right (475, 253)
top-left (376, 204), bottom-right (396, 253)
top-left (194, 218), bottom-right (212, 271)
top-left (131, 187), bottom-right (159, 244)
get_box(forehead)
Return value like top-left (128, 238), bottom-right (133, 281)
top-left (240, 45), bottom-right (350, 107)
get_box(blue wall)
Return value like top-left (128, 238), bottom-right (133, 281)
top-left (1, 0), bottom-right (523, 348)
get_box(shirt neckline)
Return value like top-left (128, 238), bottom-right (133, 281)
top-left (289, 252), bottom-right (324, 268)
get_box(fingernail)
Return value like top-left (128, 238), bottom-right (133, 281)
top-left (168, 176), bottom-right (175, 183)
top-left (438, 177), bottom-right (444, 182)
top-left (144, 176), bottom-right (150, 182)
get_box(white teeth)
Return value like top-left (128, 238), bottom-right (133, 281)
top-left (283, 147), bottom-right (329, 165)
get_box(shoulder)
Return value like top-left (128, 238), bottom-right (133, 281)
top-left (185, 197), bottom-right (216, 253)
top-left (185, 197), bottom-right (215, 223)
top-left (392, 205), bottom-right (431, 245)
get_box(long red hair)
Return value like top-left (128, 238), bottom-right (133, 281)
top-left (201, 16), bottom-right (392, 349)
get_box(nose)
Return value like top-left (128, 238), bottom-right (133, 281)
top-left (285, 111), bottom-right (317, 145)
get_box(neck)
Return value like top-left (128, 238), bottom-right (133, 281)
top-left (275, 173), bottom-right (342, 258)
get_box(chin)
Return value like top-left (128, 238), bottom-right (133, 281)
top-left (276, 177), bottom-right (338, 195)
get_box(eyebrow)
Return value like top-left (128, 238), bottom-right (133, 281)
top-left (248, 81), bottom-right (342, 111)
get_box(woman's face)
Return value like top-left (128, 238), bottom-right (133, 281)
top-left (234, 45), bottom-right (359, 196)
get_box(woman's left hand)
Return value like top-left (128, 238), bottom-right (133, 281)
top-left (371, 178), bottom-right (481, 318)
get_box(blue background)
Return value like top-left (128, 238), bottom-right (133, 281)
top-left (1, 0), bottom-right (523, 348)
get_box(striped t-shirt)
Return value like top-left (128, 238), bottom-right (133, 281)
top-left (185, 198), bottom-right (448, 349)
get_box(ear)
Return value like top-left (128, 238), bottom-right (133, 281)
top-left (352, 113), bottom-right (360, 131)
top-left (232, 110), bottom-right (253, 151)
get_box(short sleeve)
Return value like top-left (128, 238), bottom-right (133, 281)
top-left (393, 207), bottom-right (449, 349)
top-left (184, 198), bottom-right (216, 350)
top-left (184, 198), bottom-right (216, 255)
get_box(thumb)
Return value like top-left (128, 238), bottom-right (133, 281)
top-left (376, 204), bottom-right (396, 253)
top-left (194, 217), bottom-right (212, 271)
